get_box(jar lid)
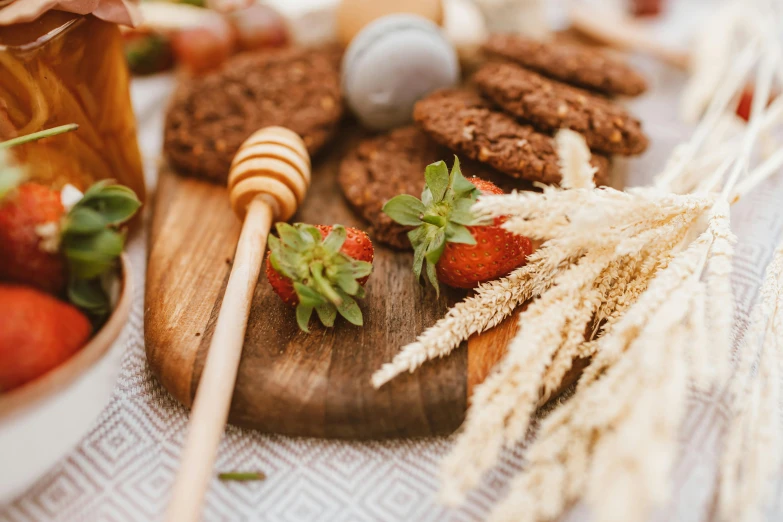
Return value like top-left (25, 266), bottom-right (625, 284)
top-left (0, 0), bottom-right (141, 26)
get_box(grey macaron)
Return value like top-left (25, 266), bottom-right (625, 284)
top-left (342, 14), bottom-right (460, 131)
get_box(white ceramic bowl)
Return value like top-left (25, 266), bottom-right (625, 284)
top-left (0, 256), bottom-right (132, 503)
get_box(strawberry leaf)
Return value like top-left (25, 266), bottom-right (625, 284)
top-left (315, 304), bottom-right (337, 327)
top-left (424, 229), bottom-right (446, 265)
top-left (296, 304), bottom-right (313, 332)
top-left (76, 183), bottom-right (140, 225)
top-left (64, 229), bottom-right (124, 279)
top-left (424, 161), bottom-right (450, 202)
top-left (294, 282), bottom-right (327, 307)
top-left (300, 224), bottom-right (323, 245)
top-left (322, 225), bottom-right (347, 253)
top-left (445, 223), bottom-right (476, 245)
top-left (449, 156), bottom-right (477, 196)
top-left (270, 222), bottom-right (373, 332)
top-left (68, 277), bottom-right (109, 317)
top-left (409, 227), bottom-right (428, 280)
top-left (276, 223), bottom-right (306, 250)
top-left (64, 207), bottom-right (107, 234)
top-left (425, 260), bottom-right (440, 296)
top-left (382, 195), bottom-right (426, 226)
top-left (60, 180), bottom-right (141, 320)
top-left (335, 290), bottom-right (363, 326)
top-left (349, 260), bottom-right (373, 279)
top-left (336, 272), bottom-right (360, 295)
top-left (450, 198), bottom-right (481, 226)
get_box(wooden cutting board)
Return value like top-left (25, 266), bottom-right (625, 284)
top-left (145, 128), bottom-right (580, 439)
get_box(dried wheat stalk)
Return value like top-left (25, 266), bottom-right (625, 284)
top-left (371, 3), bottom-right (783, 520)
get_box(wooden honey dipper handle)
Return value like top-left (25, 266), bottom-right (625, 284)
top-left (166, 127), bottom-right (311, 522)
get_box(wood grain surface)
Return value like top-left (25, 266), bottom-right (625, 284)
top-left (146, 130), bottom-right (574, 439)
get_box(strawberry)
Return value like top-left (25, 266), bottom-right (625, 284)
top-left (0, 149), bottom-right (141, 318)
top-left (383, 157), bottom-right (532, 292)
top-left (0, 181), bottom-right (67, 294)
top-left (0, 284), bottom-right (91, 392)
top-left (266, 223), bottom-right (374, 331)
top-left (736, 84), bottom-right (779, 122)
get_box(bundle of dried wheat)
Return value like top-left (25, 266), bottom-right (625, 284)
top-left (372, 2), bottom-right (783, 520)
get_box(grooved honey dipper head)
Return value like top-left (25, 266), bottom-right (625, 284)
top-left (228, 127), bottom-right (312, 221)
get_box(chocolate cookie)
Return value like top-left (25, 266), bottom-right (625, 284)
top-left (483, 34), bottom-right (647, 97)
top-left (164, 46), bottom-right (344, 183)
top-left (339, 126), bottom-right (532, 249)
top-left (474, 62), bottom-right (648, 155)
top-left (413, 89), bottom-right (610, 185)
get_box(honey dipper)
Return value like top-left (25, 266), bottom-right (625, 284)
top-left (166, 127), bottom-right (311, 522)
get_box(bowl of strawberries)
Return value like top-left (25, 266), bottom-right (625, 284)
top-left (0, 128), bottom-right (140, 502)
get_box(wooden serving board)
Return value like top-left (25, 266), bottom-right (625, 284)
top-left (145, 128), bottom-right (576, 439)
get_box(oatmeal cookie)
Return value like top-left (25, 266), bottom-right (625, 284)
top-left (164, 46), bottom-right (344, 183)
top-left (474, 62), bottom-right (648, 155)
top-left (483, 34), bottom-right (647, 97)
top-left (413, 89), bottom-right (610, 185)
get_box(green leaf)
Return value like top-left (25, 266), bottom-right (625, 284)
top-left (315, 303), bottom-right (337, 327)
top-left (276, 223), bottom-right (306, 250)
top-left (269, 249), bottom-right (298, 281)
top-left (267, 234), bottom-right (281, 253)
top-left (218, 472), bottom-right (265, 482)
top-left (322, 225), bottom-right (346, 253)
top-left (408, 226), bottom-right (429, 281)
top-left (68, 278), bottom-right (109, 315)
top-left (82, 179), bottom-right (111, 198)
top-left (297, 223), bottom-right (322, 245)
top-left (424, 161), bottom-right (450, 202)
top-left (335, 272), bottom-right (360, 295)
top-left (449, 156), bottom-right (477, 196)
top-left (296, 304), bottom-right (313, 332)
top-left (382, 195), bottom-right (425, 226)
top-left (426, 260), bottom-right (440, 296)
top-left (450, 198), bottom-right (480, 226)
top-left (424, 229), bottom-right (446, 265)
top-left (421, 187), bottom-right (433, 207)
top-left (64, 207), bottom-right (107, 235)
top-left (63, 229), bottom-right (124, 279)
top-left (445, 222), bottom-right (476, 245)
top-left (294, 282), bottom-right (326, 307)
top-left (349, 260), bottom-right (373, 279)
top-left (76, 183), bottom-right (140, 225)
top-left (335, 291), bottom-right (363, 326)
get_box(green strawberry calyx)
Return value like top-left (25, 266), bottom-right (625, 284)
top-left (62, 181), bottom-right (141, 321)
top-left (382, 156), bottom-right (489, 295)
top-left (268, 223), bottom-right (373, 332)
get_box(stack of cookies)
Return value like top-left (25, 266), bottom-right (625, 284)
top-left (340, 34), bottom-right (649, 250)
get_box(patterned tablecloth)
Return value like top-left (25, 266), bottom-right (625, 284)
top-left (3, 8), bottom-right (783, 521)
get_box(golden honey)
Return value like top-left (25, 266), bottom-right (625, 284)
top-left (0, 11), bottom-right (145, 200)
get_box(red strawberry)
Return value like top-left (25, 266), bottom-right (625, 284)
top-left (736, 84), bottom-right (779, 122)
top-left (0, 182), bottom-right (67, 294)
top-left (0, 171), bottom-right (141, 319)
top-left (0, 284), bottom-right (91, 392)
top-left (383, 157), bottom-right (532, 291)
top-left (266, 223), bottom-right (374, 331)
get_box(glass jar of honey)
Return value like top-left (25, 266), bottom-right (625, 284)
top-left (0, 10), bottom-right (145, 200)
